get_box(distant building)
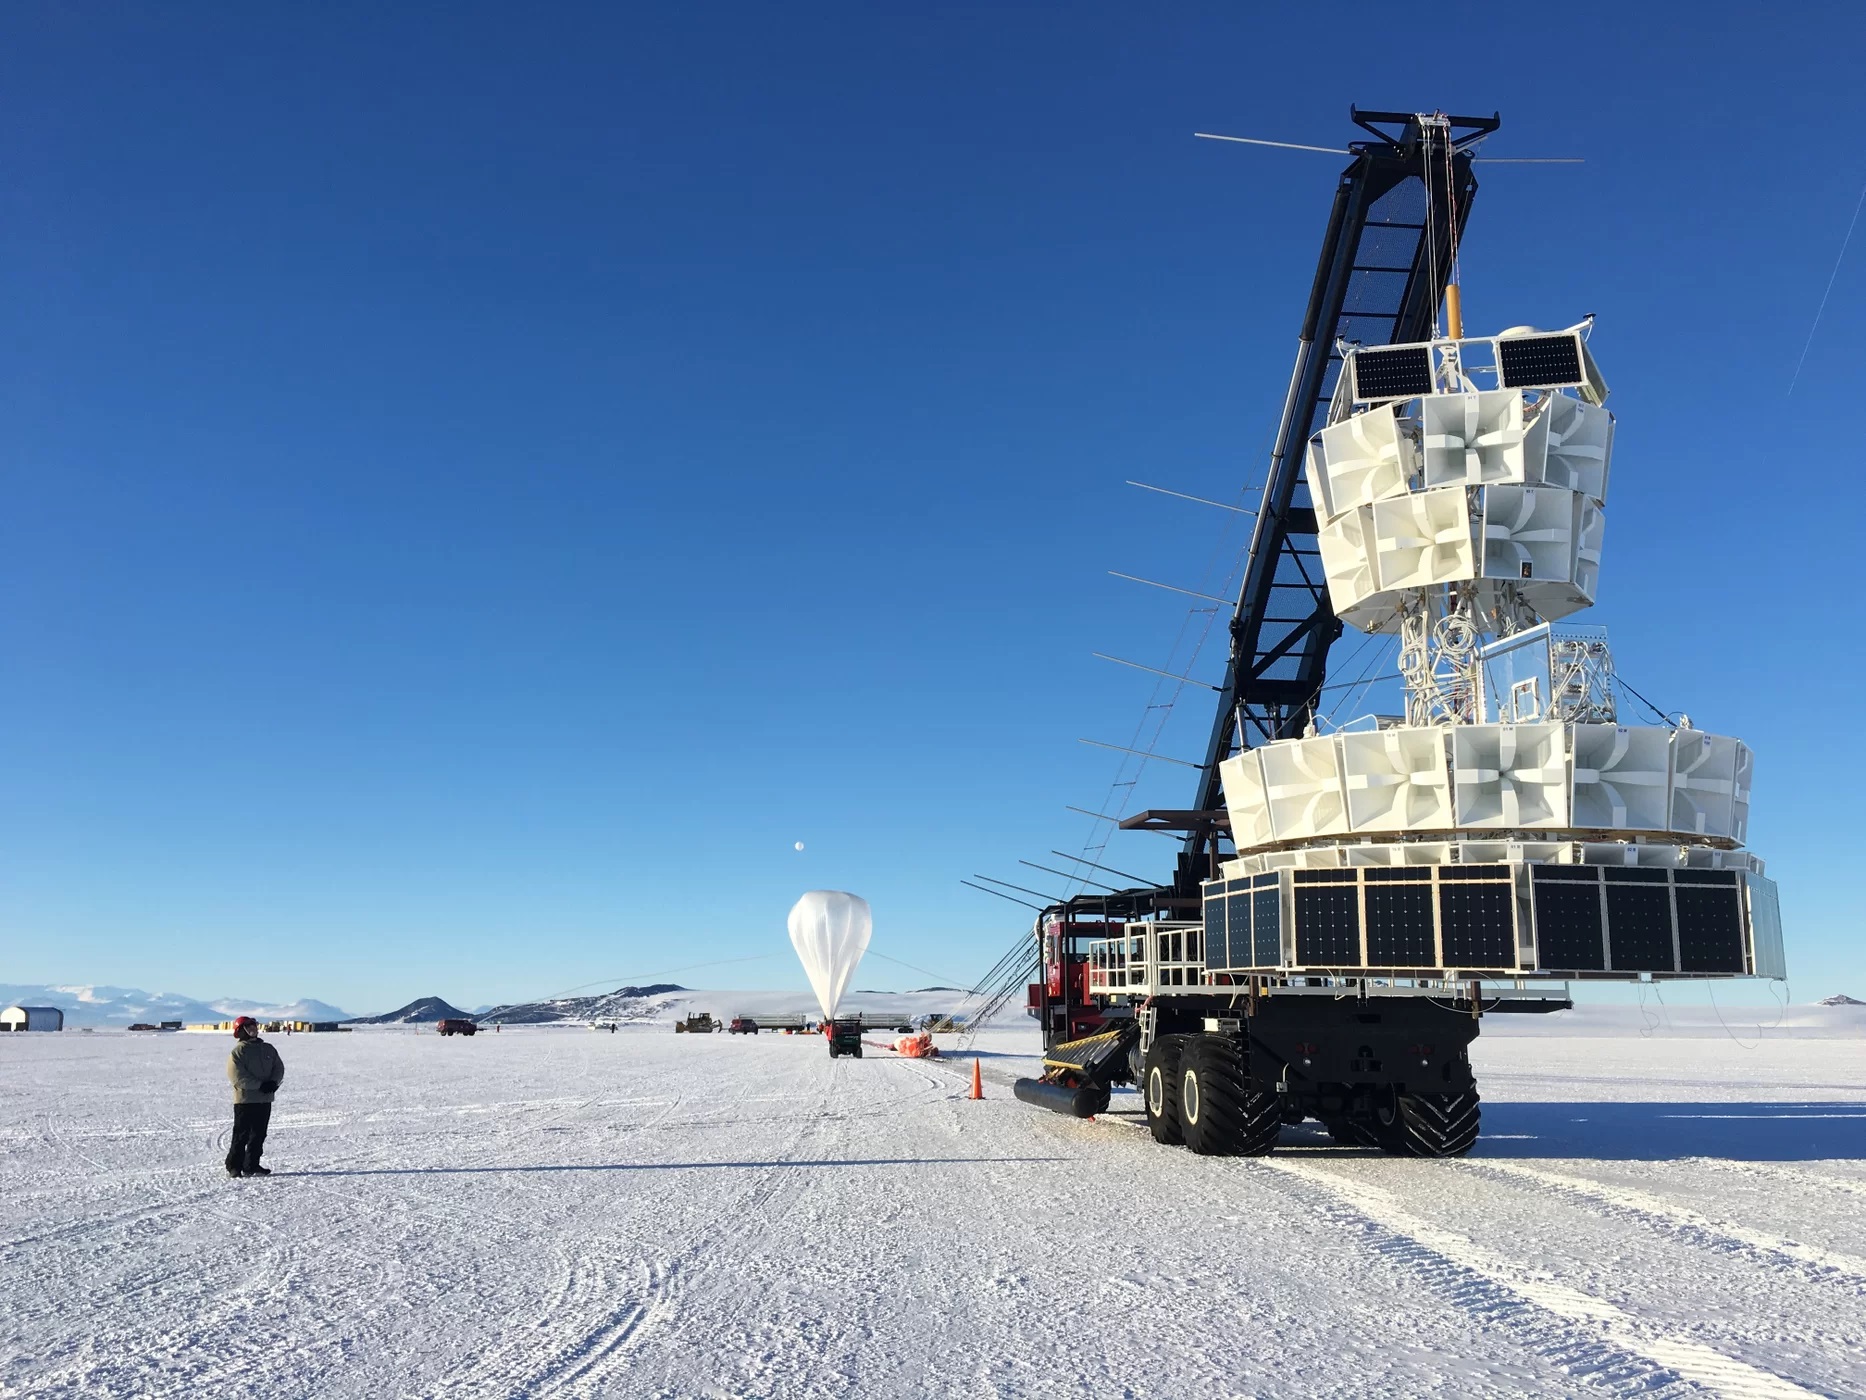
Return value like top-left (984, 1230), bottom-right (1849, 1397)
top-left (1, 1006), bottom-right (64, 1032)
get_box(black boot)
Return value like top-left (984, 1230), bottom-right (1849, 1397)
top-left (226, 1165), bottom-right (245, 1178)
top-left (246, 1165), bottom-right (272, 1177)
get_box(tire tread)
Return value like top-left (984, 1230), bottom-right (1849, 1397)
top-left (1143, 1036), bottom-right (1186, 1145)
top-left (1180, 1037), bottom-right (1280, 1157)
top-left (1393, 1087), bottom-right (1482, 1157)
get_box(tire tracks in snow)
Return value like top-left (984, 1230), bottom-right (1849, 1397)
top-left (121, 1203), bottom-right (400, 1400)
top-left (135, 1062), bottom-right (683, 1398)
top-left (1256, 1158), bottom-right (1824, 1399)
top-left (535, 1052), bottom-right (875, 1398)
top-left (30, 1090), bottom-right (411, 1399)
top-left (0, 1184), bottom-right (229, 1257)
top-left (645, 1053), bottom-right (979, 1398)
top-left (411, 1058), bottom-right (818, 1399)
top-left (1459, 1160), bottom-right (1866, 1289)
top-left (5, 1109), bottom-right (286, 1306)
top-left (454, 1044), bottom-right (827, 1395)
top-left (1683, 1156), bottom-right (1866, 1203)
top-left (297, 1158), bottom-right (609, 1395)
top-left (414, 1251), bottom-right (671, 1400)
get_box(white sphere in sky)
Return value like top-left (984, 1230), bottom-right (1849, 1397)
top-left (794, 841), bottom-right (805, 851)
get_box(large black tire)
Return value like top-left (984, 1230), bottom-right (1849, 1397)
top-left (853, 1046), bottom-right (863, 1059)
top-left (828, 1046), bottom-right (840, 1059)
top-left (1392, 1088), bottom-right (1481, 1157)
top-left (1179, 1037), bottom-right (1282, 1157)
top-left (1361, 1088), bottom-right (1481, 1157)
top-left (1143, 1036), bottom-right (1186, 1145)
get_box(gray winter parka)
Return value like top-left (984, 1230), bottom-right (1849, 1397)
top-left (227, 1038), bottom-right (286, 1104)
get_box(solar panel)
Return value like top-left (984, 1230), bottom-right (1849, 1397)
top-left (1676, 885), bottom-right (1746, 974)
top-left (1497, 333), bottom-right (1586, 389)
top-left (1364, 883), bottom-right (1435, 966)
top-left (1530, 873), bottom-right (1608, 972)
top-left (1350, 345), bottom-right (1433, 400)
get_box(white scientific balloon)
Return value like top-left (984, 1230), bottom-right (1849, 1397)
top-left (794, 841), bottom-right (805, 851)
top-left (787, 890), bottom-right (872, 1021)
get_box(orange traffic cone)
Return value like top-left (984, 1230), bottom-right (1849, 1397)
top-left (969, 1059), bottom-right (984, 1101)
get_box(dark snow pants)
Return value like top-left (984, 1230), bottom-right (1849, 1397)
top-left (227, 1102), bottom-right (272, 1173)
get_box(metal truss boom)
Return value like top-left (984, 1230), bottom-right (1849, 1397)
top-left (1175, 108), bottom-right (1494, 879)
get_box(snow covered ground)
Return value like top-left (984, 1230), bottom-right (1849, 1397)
top-left (3, 1012), bottom-right (1862, 1398)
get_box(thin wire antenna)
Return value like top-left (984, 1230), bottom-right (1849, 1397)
top-left (1320, 635), bottom-right (1398, 727)
top-left (971, 874), bottom-right (1066, 903)
top-left (1019, 859), bottom-right (1120, 892)
top-left (1788, 172), bottom-right (1866, 395)
top-left (1049, 850), bottom-right (1154, 885)
top-left (1615, 674), bottom-right (1677, 728)
top-left (1195, 131), bottom-right (1349, 155)
top-left (1092, 652), bottom-right (1222, 691)
top-left (1196, 131), bottom-right (1580, 164)
top-left (1126, 479), bottom-right (1257, 512)
top-left (864, 948), bottom-right (976, 989)
top-left (959, 880), bottom-right (1043, 912)
top-left (1064, 805), bottom-right (1179, 838)
top-left (1108, 570), bottom-right (1233, 605)
top-left (1078, 738), bottom-right (1202, 768)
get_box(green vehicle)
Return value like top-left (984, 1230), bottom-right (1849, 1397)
top-left (826, 1017), bottom-right (864, 1059)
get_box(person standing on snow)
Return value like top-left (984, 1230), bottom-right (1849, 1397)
top-left (225, 1016), bottom-right (285, 1178)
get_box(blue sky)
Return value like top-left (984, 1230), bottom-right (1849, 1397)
top-left (3, 3), bottom-right (1861, 1014)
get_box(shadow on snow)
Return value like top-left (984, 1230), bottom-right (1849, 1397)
top-left (287, 1155), bottom-right (1072, 1177)
top-left (1273, 1102), bottom-right (1866, 1162)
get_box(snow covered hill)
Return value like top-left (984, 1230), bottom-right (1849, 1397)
top-left (479, 983), bottom-right (691, 1025)
top-left (0, 984), bottom-right (352, 1028)
top-left (210, 995), bottom-right (352, 1024)
top-left (478, 984), bottom-right (976, 1027)
top-left (347, 996), bottom-right (475, 1025)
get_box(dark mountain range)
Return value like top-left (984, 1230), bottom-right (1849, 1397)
top-left (349, 996), bottom-right (474, 1025)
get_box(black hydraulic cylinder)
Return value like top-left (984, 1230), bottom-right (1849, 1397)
top-left (1013, 1077), bottom-right (1112, 1118)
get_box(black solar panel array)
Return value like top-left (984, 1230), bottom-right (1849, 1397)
top-left (1350, 345), bottom-right (1434, 400)
top-left (1201, 863), bottom-right (1753, 978)
top-left (1497, 332), bottom-right (1587, 389)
